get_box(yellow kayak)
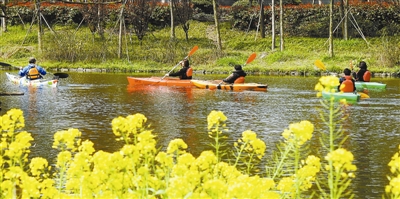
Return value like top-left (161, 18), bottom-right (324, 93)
top-left (191, 80), bottom-right (268, 91)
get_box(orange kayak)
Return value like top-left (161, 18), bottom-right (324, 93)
top-left (127, 76), bottom-right (193, 87)
top-left (191, 80), bottom-right (268, 91)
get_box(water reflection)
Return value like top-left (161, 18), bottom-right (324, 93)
top-left (0, 71), bottom-right (399, 198)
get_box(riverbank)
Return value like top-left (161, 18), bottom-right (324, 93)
top-left (1, 21), bottom-right (399, 77)
top-left (49, 66), bottom-right (400, 78)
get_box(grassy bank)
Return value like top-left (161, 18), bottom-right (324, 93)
top-left (1, 21), bottom-right (399, 76)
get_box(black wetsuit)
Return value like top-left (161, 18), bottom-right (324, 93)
top-left (169, 67), bottom-right (192, 80)
top-left (352, 68), bottom-right (368, 82)
top-left (223, 70), bottom-right (247, 84)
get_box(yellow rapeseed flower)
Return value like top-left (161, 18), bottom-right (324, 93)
top-left (388, 147), bottom-right (400, 174)
top-left (195, 151), bottom-right (217, 170)
top-left (155, 151), bottom-right (174, 168)
top-left (315, 76), bottom-right (340, 97)
top-left (239, 130), bottom-right (267, 159)
top-left (289, 120), bottom-right (314, 145)
top-left (282, 121), bottom-right (314, 146)
top-left (167, 139), bottom-right (188, 155)
top-left (52, 128), bottom-right (82, 151)
top-left (277, 176), bottom-right (294, 192)
top-left (29, 157), bottom-right (49, 177)
top-left (203, 179), bottom-right (228, 197)
top-left (207, 110), bottom-right (227, 130)
top-left (325, 148), bottom-right (357, 173)
top-left (386, 175), bottom-right (400, 195)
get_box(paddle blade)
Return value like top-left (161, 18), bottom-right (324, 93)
top-left (188, 45), bottom-right (199, 57)
top-left (245, 53), bottom-right (257, 65)
top-left (314, 60), bottom-right (326, 70)
top-left (54, 73), bottom-right (69, 78)
top-left (360, 92), bottom-right (370, 99)
top-left (0, 62), bottom-right (12, 67)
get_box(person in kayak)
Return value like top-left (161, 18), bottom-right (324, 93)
top-left (222, 65), bottom-right (247, 84)
top-left (19, 57), bottom-right (47, 80)
top-left (338, 68), bottom-right (356, 92)
top-left (166, 59), bottom-right (192, 80)
top-left (351, 61), bottom-right (370, 82)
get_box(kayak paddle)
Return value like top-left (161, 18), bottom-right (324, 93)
top-left (214, 52), bottom-right (257, 90)
top-left (314, 59), bottom-right (327, 71)
top-left (0, 61), bottom-right (69, 79)
top-left (0, 62), bottom-right (12, 67)
top-left (53, 73), bottom-right (69, 79)
top-left (359, 92), bottom-right (370, 99)
top-left (162, 45), bottom-right (199, 80)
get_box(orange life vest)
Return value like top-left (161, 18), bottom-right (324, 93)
top-left (234, 76), bottom-right (245, 83)
top-left (27, 67), bottom-right (41, 80)
top-left (186, 67), bottom-right (193, 79)
top-left (363, 71), bottom-right (371, 82)
top-left (339, 76), bottom-right (354, 92)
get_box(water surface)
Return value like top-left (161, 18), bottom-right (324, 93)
top-left (1, 71), bottom-right (399, 198)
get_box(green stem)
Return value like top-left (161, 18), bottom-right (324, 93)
top-left (272, 142), bottom-right (293, 180)
top-left (294, 145), bottom-right (300, 198)
top-left (329, 96), bottom-right (335, 199)
top-left (233, 143), bottom-right (245, 167)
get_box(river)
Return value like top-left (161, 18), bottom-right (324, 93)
top-left (1, 70), bottom-right (399, 198)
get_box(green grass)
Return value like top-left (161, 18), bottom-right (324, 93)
top-left (1, 21), bottom-right (399, 74)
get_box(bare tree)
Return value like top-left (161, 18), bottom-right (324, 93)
top-left (81, 0), bottom-right (108, 39)
top-left (329, 0), bottom-right (334, 57)
top-left (279, 0), bottom-right (284, 51)
top-left (125, 0), bottom-right (156, 44)
top-left (271, 0), bottom-right (276, 50)
top-left (342, 0), bottom-right (349, 40)
top-left (170, 0), bottom-right (176, 39)
top-left (174, 0), bottom-right (193, 41)
top-left (35, 1), bottom-right (42, 52)
top-left (118, 0), bottom-right (127, 59)
top-left (0, 0), bottom-right (7, 32)
top-left (212, 0), bottom-right (222, 52)
top-left (259, 0), bottom-right (265, 38)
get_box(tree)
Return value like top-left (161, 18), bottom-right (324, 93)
top-left (0, 0), bottom-right (7, 32)
top-left (125, 0), bottom-right (156, 44)
top-left (271, 0), bottom-right (276, 50)
top-left (170, 0), bottom-right (176, 39)
top-left (329, 0), bottom-right (334, 57)
top-left (118, 0), bottom-right (127, 59)
top-left (80, 0), bottom-right (108, 39)
top-left (174, 0), bottom-right (193, 41)
top-left (35, 1), bottom-right (42, 52)
top-left (340, 0), bottom-right (348, 40)
top-left (279, 0), bottom-right (284, 51)
top-left (258, 0), bottom-right (265, 38)
top-left (212, 0), bottom-right (222, 52)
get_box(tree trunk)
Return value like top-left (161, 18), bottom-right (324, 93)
top-left (279, 0), bottom-right (284, 51)
top-left (259, 0), bottom-right (265, 38)
top-left (118, 9), bottom-right (124, 59)
top-left (97, 2), bottom-right (104, 39)
top-left (212, 0), bottom-right (222, 52)
top-left (339, 0), bottom-right (348, 40)
top-left (344, 0), bottom-right (348, 40)
top-left (170, 0), bottom-right (175, 39)
top-left (271, 0), bottom-right (275, 50)
top-left (36, 1), bottom-right (42, 53)
top-left (329, 0), bottom-right (334, 57)
top-left (1, 0), bottom-right (7, 32)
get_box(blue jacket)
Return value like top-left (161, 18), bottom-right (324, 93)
top-left (19, 64), bottom-right (47, 78)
